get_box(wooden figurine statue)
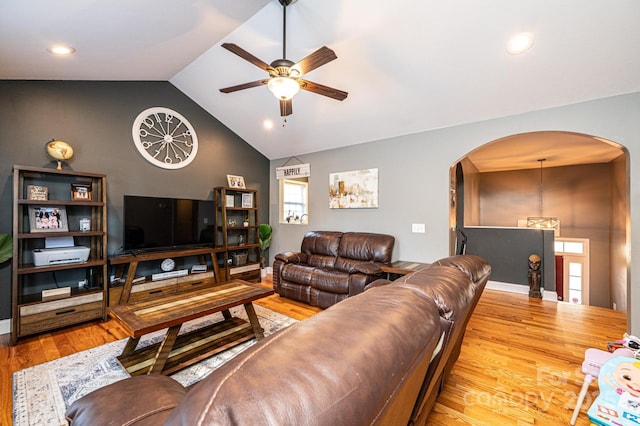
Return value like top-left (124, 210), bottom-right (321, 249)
top-left (528, 254), bottom-right (542, 298)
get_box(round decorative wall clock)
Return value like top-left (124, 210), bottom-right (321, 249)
top-left (131, 107), bottom-right (198, 169)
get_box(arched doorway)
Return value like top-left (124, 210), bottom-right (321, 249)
top-left (450, 131), bottom-right (629, 310)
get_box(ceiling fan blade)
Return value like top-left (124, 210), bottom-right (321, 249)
top-left (298, 79), bottom-right (348, 101)
top-left (280, 99), bottom-right (292, 116)
top-left (219, 79), bottom-right (269, 93)
top-left (292, 46), bottom-right (337, 75)
top-left (221, 43), bottom-right (272, 71)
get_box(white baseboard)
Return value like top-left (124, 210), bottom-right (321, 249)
top-left (486, 280), bottom-right (558, 302)
top-left (0, 318), bottom-right (10, 335)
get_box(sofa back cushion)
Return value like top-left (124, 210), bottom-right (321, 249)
top-left (300, 231), bottom-right (342, 268)
top-left (164, 285), bottom-right (441, 426)
top-left (432, 254), bottom-right (491, 289)
top-left (395, 266), bottom-right (475, 321)
top-left (337, 232), bottom-right (394, 263)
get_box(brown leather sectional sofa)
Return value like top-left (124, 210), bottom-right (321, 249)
top-left (65, 254), bottom-right (490, 426)
top-left (273, 231), bottom-right (395, 308)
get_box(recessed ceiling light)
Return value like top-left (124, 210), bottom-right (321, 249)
top-left (263, 119), bottom-right (274, 130)
top-left (47, 45), bottom-right (76, 55)
top-left (506, 32), bottom-right (534, 55)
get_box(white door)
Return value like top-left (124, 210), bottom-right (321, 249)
top-left (554, 238), bottom-right (590, 305)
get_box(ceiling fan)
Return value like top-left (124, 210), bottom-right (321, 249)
top-left (219, 0), bottom-right (348, 117)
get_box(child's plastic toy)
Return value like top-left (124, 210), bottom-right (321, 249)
top-left (571, 348), bottom-right (634, 425)
top-left (588, 355), bottom-right (640, 425)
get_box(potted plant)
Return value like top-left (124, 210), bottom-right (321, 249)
top-left (0, 233), bottom-right (13, 264)
top-left (258, 224), bottom-right (272, 271)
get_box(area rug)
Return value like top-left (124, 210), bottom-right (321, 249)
top-left (12, 304), bottom-right (297, 426)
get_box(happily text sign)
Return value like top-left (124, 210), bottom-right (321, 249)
top-left (276, 163), bottom-right (310, 179)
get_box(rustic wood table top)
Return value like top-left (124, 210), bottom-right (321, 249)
top-left (109, 280), bottom-right (274, 338)
top-left (380, 260), bottom-right (431, 276)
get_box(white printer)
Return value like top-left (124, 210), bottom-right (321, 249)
top-left (33, 246), bottom-right (90, 266)
top-left (32, 236), bottom-right (90, 266)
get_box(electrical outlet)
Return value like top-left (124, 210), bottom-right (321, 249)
top-left (412, 223), bottom-right (426, 233)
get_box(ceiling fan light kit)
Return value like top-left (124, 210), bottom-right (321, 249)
top-left (268, 76), bottom-right (300, 100)
top-left (219, 0), bottom-right (347, 117)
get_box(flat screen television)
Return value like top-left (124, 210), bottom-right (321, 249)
top-left (123, 195), bottom-right (215, 253)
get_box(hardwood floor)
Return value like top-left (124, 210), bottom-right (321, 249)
top-left (0, 278), bottom-right (625, 426)
top-left (429, 289), bottom-right (626, 425)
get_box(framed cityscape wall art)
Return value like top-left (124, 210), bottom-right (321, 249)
top-left (329, 168), bottom-right (379, 209)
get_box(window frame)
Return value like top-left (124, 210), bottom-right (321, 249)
top-left (279, 178), bottom-right (309, 224)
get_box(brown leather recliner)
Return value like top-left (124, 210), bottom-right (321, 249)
top-left (65, 255), bottom-right (490, 426)
top-left (402, 255), bottom-right (491, 426)
top-left (66, 271), bottom-right (444, 425)
top-left (361, 254), bottom-right (491, 426)
top-left (272, 231), bottom-right (394, 308)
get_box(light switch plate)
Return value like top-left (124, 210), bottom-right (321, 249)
top-left (412, 223), bottom-right (426, 233)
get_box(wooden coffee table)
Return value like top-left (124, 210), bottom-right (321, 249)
top-left (108, 280), bottom-right (274, 376)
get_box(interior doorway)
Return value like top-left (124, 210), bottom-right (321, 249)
top-left (449, 131), bottom-right (629, 311)
top-left (555, 238), bottom-right (590, 305)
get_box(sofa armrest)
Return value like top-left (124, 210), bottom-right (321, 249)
top-left (335, 258), bottom-right (385, 275)
top-left (364, 278), bottom-right (392, 291)
top-left (353, 262), bottom-right (382, 275)
top-left (274, 251), bottom-right (307, 264)
top-left (66, 375), bottom-right (187, 426)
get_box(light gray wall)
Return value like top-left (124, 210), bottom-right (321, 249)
top-left (0, 81), bottom-right (270, 320)
top-left (269, 92), bottom-right (640, 333)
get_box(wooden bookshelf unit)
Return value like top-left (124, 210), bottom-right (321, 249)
top-left (11, 165), bottom-right (108, 345)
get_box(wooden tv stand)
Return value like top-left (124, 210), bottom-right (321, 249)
top-left (109, 247), bottom-right (225, 306)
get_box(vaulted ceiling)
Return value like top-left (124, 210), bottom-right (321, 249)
top-left (1, 0), bottom-right (639, 163)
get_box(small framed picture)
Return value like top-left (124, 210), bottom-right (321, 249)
top-left (28, 206), bottom-right (69, 232)
top-left (27, 185), bottom-right (48, 201)
top-left (241, 193), bottom-right (253, 208)
top-left (71, 183), bottom-right (92, 200)
top-left (227, 175), bottom-right (246, 189)
top-left (225, 195), bottom-right (235, 208)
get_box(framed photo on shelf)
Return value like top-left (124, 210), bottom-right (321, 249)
top-left (227, 175), bottom-right (246, 189)
top-left (27, 185), bottom-right (48, 200)
top-left (28, 206), bottom-right (69, 232)
top-left (225, 194), bottom-right (235, 207)
top-left (71, 183), bottom-right (92, 200)
top-left (241, 193), bottom-right (253, 208)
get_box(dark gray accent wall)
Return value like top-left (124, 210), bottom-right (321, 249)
top-left (463, 227), bottom-right (555, 290)
top-left (0, 81), bottom-right (270, 320)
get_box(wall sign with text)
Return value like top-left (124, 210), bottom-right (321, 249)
top-left (276, 163), bottom-right (310, 180)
